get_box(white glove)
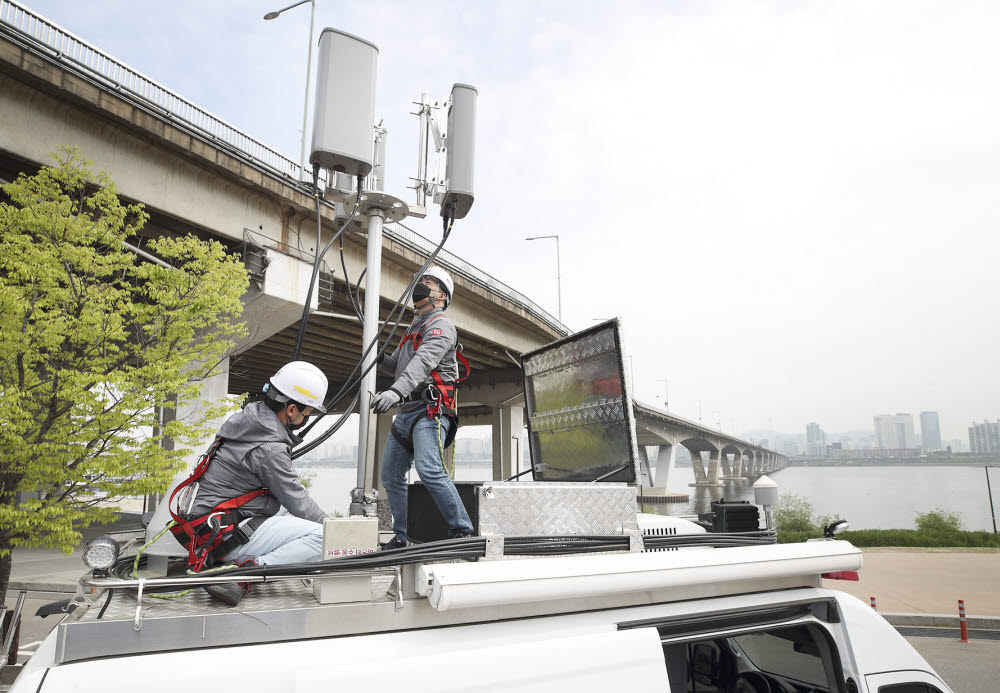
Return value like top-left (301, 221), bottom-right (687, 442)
top-left (371, 390), bottom-right (401, 414)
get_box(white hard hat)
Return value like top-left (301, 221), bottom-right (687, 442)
top-left (269, 361), bottom-right (328, 413)
top-left (421, 266), bottom-right (454, 306)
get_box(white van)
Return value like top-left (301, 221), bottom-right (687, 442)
top-left (11, 520), bottom-right (950, 693)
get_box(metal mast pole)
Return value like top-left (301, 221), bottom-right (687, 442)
top-left (415, 92), bottom-right (430, 210)
top-left (987, 466), bottom-right (997, 534)
top-left (299, 0), bottom-right (316, 180)
top-left (356, 208), bottom-right (384, 493)
top-left (555, 234), bottom-right (562, 322)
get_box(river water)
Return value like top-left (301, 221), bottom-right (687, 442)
top-left (298, 463), bottom-right (999, 532)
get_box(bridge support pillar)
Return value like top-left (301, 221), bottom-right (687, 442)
top-left (638, 446), bottom-right (653, 484)
top-left (492, 402), bottom-right (524, 480)
top-left (720, 453), bottom-right (733, 479)
top-left (690, 448), bottom-right (725, 487)
top-left (637, 444), bottom-right (688, 502)
top-left (720, 452), bottom-right (747, 481)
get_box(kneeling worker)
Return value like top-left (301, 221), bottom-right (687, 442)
top-left (174, 361), bottom-right (330, 605)
top-left (372, 267), bottom-right (475, 549)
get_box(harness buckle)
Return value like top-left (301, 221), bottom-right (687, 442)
top-left (421, 383), bottom-right (441, 405)
top-left (207, 512), bottom-right (224, 531)
top-left (233, 521), bottom-right (255, 544)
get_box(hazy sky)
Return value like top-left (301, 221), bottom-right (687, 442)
top-left (19, 0), bottom-right (1000, 441)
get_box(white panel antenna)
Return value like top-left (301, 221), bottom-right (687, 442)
top-left (410, 84), bottom-right (478, 219)
top-left (310, 28), bottom-right (378, 177)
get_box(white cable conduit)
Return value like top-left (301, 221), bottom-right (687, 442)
top-left (416, 540), bottom-right (863, 611)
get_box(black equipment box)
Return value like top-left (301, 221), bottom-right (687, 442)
top-left (701, 499), bottom-right (760, 532)
top-left (406, 481), bottom-right (481, 543)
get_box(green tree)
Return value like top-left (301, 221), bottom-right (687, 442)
top-left (914, 508), bottom-right (963, 533)
top-left (773, 493), bottom-right (818, 533)
top-left (0, 148), bottom-right (249, 602)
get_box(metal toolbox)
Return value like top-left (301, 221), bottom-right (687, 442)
top-left (476, 482), bottom-right (638, 536)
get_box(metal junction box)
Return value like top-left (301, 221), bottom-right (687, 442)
top-left (314, 516), bottom-right (379, 604)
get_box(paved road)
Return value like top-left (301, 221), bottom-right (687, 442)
top-left (824, 547), bottom-right (1000, 618)
top-left (907, 635), bottom-right (1000, 693)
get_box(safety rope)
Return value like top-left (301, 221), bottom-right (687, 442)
top-left (131, 521), bottom-right (196, 599)
top-left (130, 520), bottom-right (242, 600)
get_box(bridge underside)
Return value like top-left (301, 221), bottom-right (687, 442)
top-left (229, 285), bottom-right (523, 412)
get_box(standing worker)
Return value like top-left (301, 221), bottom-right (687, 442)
top-left (372, 267), bottom-right (474, 549)
top-left (169, 361), bottom-right (331, 605)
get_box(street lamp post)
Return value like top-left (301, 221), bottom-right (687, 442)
top-left (656, 378), bottom-right (669, 410)
top-left (525, 235), bottom-right (561, 321)
top-left (264, 0), bottom-right (317, 181)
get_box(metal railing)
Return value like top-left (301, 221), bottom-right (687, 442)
top-left (0, 0), bottom-right (569, 337)
top-left (385, 221), bottom-right (568, 335)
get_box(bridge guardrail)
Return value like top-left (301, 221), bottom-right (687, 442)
top-left (0, 0), bottom-right (304, 181)
top-left (385, 222), bottom-right (568, 336)
top-left (0, 0), bottom-right (569, 339)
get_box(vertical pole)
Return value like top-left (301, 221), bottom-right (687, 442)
top-left (298, 0), bottom-right (316, 180)
top-left (958, 600), bottom-right (970, 643)
top-left (355, 209), bottom-right (384, 498)
top-left (986, 466), bottom-right (997, 533)
top-left (555, 234), bottom-right (562, 322)
top-left (415, 93), bottom-right (430, 209)
top-left (869, 596), bottom-right (877, 610)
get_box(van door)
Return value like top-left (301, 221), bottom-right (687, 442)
top-left (865, 671), bottom-right (951, 693)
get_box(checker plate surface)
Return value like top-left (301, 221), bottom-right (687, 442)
top-left (478, 482), bottom-right (637, 536)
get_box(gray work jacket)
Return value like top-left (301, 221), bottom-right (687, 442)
top-left (380, 308), bottom-right (458, 415)
top-left (187, 401), bottom-right (327, 524)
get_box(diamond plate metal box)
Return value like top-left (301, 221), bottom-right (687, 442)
top-left (477, 482), bottom-right (638, 536)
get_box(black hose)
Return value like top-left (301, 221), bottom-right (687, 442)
top-left (98, 529), bottom-right (779, 591)
top-left (339, 241), bottom-right (363, 322)
top-left (291, 389), bottom-right (360, 458)
top-left (291, 216), bottom-right (455, 457)
top-left (96, 589), bottom-right (113, 619)
top-left (291, 172), bottom-right (364, 361)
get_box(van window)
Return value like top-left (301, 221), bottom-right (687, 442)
top-left (661, 623), bottom-right (841, 693)
top-left (878, 685), bottom-right (944, 693)
top-left (732, 625), bottom-right (827, 687)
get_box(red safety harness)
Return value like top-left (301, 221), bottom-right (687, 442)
top-left (397, 315), bottom-right (471, 419)
top-left (168, 436), bottom-right (269, 572)
top-left (391, 315), bottom-right (471, 452)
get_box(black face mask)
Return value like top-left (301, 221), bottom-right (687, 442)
top-left (411, 283), bottom-right (432, 305)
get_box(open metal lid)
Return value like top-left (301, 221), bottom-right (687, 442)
top-left (521, 318), bottom-right (639, 484)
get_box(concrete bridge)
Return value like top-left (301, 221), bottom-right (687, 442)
top-left (0, 3), bottom-right (566, 486)
top-left (0, 4), bottom-right (786, 504)
top-left (634, 403), bottom-right (787, 500)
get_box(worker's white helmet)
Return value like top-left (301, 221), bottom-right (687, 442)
top-left (421, 266), bottom-right (454, 306)
top-left (268, 361), bottom-right (328, 413)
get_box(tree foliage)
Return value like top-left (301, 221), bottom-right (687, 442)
top-left (0, 148), bottom-right (249, 591)
top-left (914, 508), bottom-right (964, 533)
top-left (773, 493), bottom-right (819, 533)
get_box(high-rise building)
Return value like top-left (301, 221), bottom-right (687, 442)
top-left (919, 412), bottom-right (942, 450)
top-left (969, 420), bottom-right (1000, 455)
top-left (873, 414), bottom-right (917, 450)
top-left (805, 422), bottom-right (826, 456)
